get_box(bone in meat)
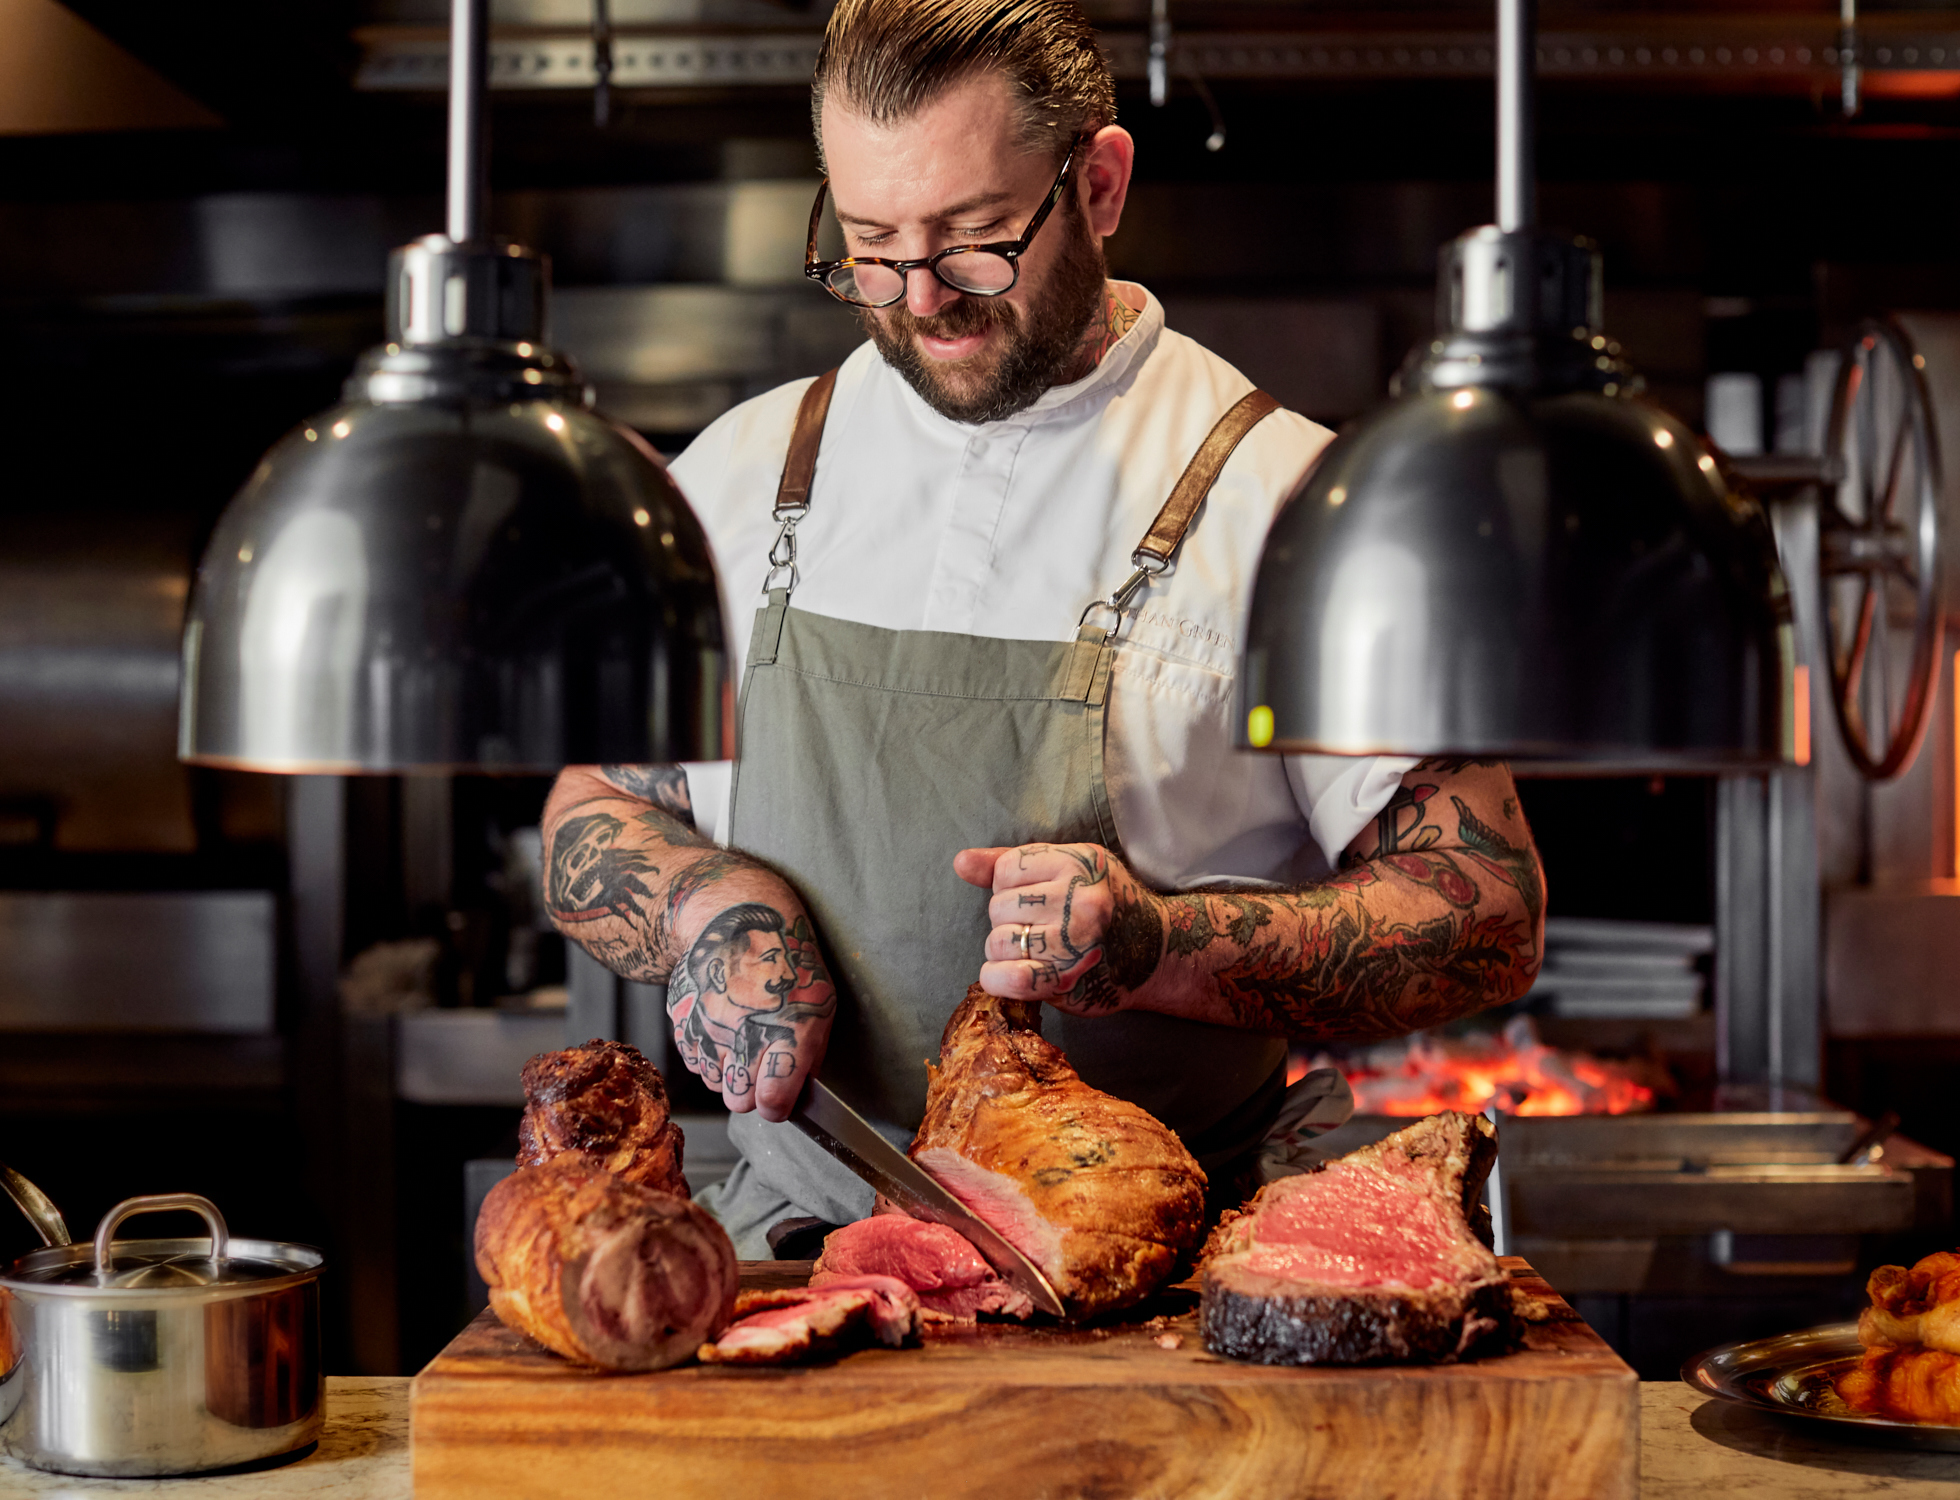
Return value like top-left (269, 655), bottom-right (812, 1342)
top-left (1199, 1112), bottom-right (1514, 1365)
top-left (909, 985), bottom-right (1207, 1319)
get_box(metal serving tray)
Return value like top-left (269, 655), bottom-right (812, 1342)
top-left (1684, 1322), bottom-right (1960, 1452)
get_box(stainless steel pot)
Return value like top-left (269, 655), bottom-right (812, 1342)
top-left (0, 1193), bottom-right (323, 1477)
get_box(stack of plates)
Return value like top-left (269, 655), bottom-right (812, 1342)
top-left (1527, 916), bottom-right (1711, 1019)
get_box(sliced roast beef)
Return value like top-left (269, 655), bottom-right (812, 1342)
top-left (1199, 1111), bottom-right (1513, 1365)
top-left (518, 1039), bottom-right (689, 1196)
top-left (910, 985), bottom-right (1207, 1320)
top-left (475, 1159), bottom-right (737, 1371)
top-left (697, 1275), bottom-right (923, 1364)
top-left (811, 1216), bottom-right (1033, 1322)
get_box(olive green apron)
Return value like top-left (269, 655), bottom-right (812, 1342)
top-left (699, 372), bottom-right (1337, 1257)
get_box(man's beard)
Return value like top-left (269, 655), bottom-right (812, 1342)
top-left (858, 197), bottom-right (1110, 425)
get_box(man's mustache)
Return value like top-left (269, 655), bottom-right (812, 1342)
top-left (878, 294), bottom-right (1016, 346)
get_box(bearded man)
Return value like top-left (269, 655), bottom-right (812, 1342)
top-left (541, 0), bottom-right (1545, 1256)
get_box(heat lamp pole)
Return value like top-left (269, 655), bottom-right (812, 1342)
top-left (447, 0), bottom-right (490, 244)
top-left (1496, 0), bottom-right (1536, 233)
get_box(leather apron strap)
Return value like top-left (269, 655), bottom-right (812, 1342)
top-left (775, 367), bottom-right (838, 518)
top-left (760, 368), bottom-right (840, 602)
top-left (1066, 386), bottom-right (1281, 701)
top-left (1136, 388), bottom-right (1282, 571)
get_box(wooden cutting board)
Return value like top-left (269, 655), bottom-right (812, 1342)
top-left (412, 1257), bottom-right (1635, 1500)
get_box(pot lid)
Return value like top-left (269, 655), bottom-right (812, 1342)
top-left (1, 1193), bottom-right (314, 1291)
top-left (11, 1246), bottom-right (300, 1290)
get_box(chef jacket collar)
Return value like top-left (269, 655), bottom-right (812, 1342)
top-left (885, 280), bottom-right (1164, 436)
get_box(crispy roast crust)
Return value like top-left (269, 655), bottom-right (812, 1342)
top-left (518, 1039), bottom-right (688, 1196)
top-left (1199, 1112), bottom-right (1514, 1366)
top-left (1201, 1263), bottom-right (1514, 1364)
top-left (911, 985), bottom-right (1207, 1319)
top-left (474, 1159), bottom-right (736, 1371)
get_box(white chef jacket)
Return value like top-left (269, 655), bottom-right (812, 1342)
top-left (669, 283), bottom-right (1416, 887)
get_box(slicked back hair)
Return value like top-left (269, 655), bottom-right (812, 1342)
top-left (812, 0), bottom-right (1116, 165)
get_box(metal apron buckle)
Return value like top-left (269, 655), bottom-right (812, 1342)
top-left (765, 502), bottom-right (807, 595)
top-left (1076, 549), bottom-right (1172, 634)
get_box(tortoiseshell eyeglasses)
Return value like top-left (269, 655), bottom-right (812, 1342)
top-left (803, 135), bottom-right (1087, 309)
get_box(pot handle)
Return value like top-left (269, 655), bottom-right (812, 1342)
top-left (93, 1194), bottom-right (230, 1276)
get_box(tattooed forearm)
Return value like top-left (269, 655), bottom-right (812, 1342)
top-left (1035, 763), bottom-right (1543, 1043)
top-left (542, 765), bottom-right (840, 1117)
top-left (1204, 878), bottom-right (1535, 1041)
top-left (600, 764), bottom-right (695, 826)
top-left (1164, 892), bottom-right (1272, 958)
top-left (540, 772), bottom-right (779, 984)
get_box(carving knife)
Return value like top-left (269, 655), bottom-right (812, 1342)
top-left (789, 1077), bottom-right (1067, 1318)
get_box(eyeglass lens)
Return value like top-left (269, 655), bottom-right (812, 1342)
top-left (827, 250), bottom-right (1018, 307)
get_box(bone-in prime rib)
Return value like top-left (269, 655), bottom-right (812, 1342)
top-left (474, 1159), bottom-right (737, 1371)
top-left (908, 985), bottom-right (1207, 1319)
top-left (1200, 1112), bottom-right (1513, 1365)
top-left (517, 1039), bottom-right (687, 1196)
top-left (811, 1217), bottom-right (1033, 1322)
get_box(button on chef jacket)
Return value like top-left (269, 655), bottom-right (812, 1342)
top-left (670, 283), bottom-right (1417, 901)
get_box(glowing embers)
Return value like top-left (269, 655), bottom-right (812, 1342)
top-left (1306, 1015), bottom-right (1656, 1117)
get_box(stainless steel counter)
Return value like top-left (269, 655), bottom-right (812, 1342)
top-left (4, 1379), bottom-right (1957, 1497)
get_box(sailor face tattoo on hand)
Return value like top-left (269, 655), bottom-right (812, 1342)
top-left (666, 902), bottom-right (836, 1101)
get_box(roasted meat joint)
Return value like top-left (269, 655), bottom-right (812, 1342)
top-left (909, 987), bottom-right (1209, 1319)
top-left (1200, 1113), bottom-right (1513, 1365)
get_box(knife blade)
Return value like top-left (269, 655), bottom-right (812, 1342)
top-left (788, 1077), bottom-right (1066, 1318)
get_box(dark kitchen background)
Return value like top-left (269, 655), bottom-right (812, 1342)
top-left (2, 0), bottom-right (1958, 1378)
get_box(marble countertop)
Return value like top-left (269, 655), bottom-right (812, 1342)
top-left (3, 1380), bottom-right (1959, 1496)
top-left (0, 1380), bottom-right (409, 1499)
top-left (1643, 1382), bottom-right (1960, 1498)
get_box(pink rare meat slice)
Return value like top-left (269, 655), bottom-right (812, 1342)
top-left (696, 1275), bottom-right (922, 1365)
top-left (811, 1217), bottom-right (1034, 1322)
top-left (1238, 1157), bottom-right (1464, 1289)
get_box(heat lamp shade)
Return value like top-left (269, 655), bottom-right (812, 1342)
top-left (1239, 387), bottom-right (1793, 769)
top-left (178, 397), bottom-right (728, 772)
